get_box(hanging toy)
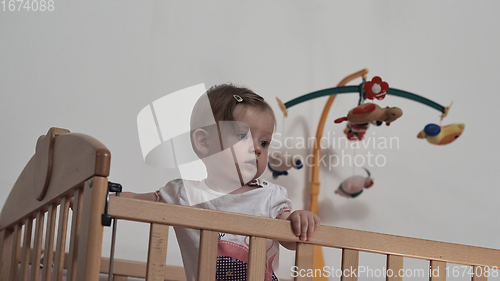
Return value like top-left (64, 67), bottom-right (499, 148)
top-left (417, 123), bottom-right (465, 145)
top-left (343, 122), bottom-right (370, 141)
top-left (268, 151), bottom-right (303, 179)
top-left (335, 168), bottom-right (374, 198)
top-left (364, 76), bottom-right (389, 100)
top-left (334, 103), bottom-right (403, 126)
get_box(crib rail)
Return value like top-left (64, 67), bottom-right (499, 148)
top-left (108, 196), bottom-right (500, 281)
top-left (0, 128), bottom-right (111, 281)
top-left (2, 127), bottom-right (499, 281)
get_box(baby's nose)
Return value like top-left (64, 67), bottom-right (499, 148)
top-left (251, 141), bottom-right (261, 155)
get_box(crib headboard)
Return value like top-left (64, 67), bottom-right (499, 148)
top-left (0, 127), bottom-right (111, 281)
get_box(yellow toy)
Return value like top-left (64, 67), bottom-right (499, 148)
top-left (417, 123), bottom-right (465, 145)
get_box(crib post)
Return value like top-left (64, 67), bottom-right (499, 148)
top-left (386, 255), bottom-right (404, 281)
top-left (75, 176), bottom-right (108, 281)
top-left (295, 243), bottom-right (314, 281)
top-left (341, 249), bottom-right (359, 281)
top-left (197, 229), bottom-right (218, 281)
top-left (247, 236), bottom-right (267, 281)
top-left (145, 223), bottom-right (169, 281)
top-left (430, 261), bottom-right (447, 281)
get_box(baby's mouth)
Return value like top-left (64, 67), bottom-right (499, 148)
top-left (245, 159), bottom-right (257, 167)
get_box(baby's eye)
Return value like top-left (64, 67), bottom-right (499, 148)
top-left (260, 141), bottom-right (268, 148)
top-left (237, 133), bottom-right (248, 140)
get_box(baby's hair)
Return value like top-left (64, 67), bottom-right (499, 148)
top-left (190, 83), bottom-right (276, 131)
top-left (189, 83), bottom-right (276, 156)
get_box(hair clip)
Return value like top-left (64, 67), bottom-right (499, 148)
top-left (233, 95), bottom-right (243, 102)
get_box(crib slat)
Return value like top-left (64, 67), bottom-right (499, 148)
top-left (54, 196), bottom-right (70, 281)
top-left (10, 224), bottom-right (23, 281)
top-left (30, 211), bottom-right (45, 281)
top-left (295, 243), bottom-right (314, 281)
top-left (341, 249), bottom-right (359, 281)
top-left (1, 228), bottom-right (15, 280)
top-left (197, 229), bottom-right (218, 281)
top-left (386, 255), bottom-right (403, 281)
top-left (146, 223), bottom-right (169, 281)
top-left (472, 266), bottom-right (488, 281)
top-left (0, 229), bottom-right (5, 276)
top-left (67, 186), bottom-right (83, 281)
top-left (20, 217), bottom-right (34, 281)
top-left (430, 261), bottom-right (446, 281)
top-left (247, 236), bottom-right (267, 281)
top-left (42, 203), bottom-right (57, 281)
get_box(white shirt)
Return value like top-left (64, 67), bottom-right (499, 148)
top-left (158, 178), bottom-right (292, 281)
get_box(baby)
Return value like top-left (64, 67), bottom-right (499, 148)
top-left (122, 84), bottom-right (320, 280)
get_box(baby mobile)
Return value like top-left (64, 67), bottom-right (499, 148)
top-left (331, 76), bottom-right (403, 198)
top-left (267, 69), bottom-right (465, 281)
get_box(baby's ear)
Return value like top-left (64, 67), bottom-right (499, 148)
top-left (192, 128), bottom-right (210, 156)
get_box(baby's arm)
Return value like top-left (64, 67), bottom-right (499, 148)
top-left (278, 210), bottom-right (320, 250)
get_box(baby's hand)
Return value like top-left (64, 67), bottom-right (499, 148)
top-left (286, 210), bottom-right (320, 241)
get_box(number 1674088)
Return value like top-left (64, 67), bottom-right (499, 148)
top-left (2, 0), bottom-right (54, 12)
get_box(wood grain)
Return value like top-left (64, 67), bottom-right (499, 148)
top-left (42, 203), bottom-right (57, 281)
top-left (386, 255), bottom-right (403, 281)
top-left (341, 249), bottom-right (359, 281)
top-left (67, 186), bottom-right (83, 281)
top-left (113, 276), bottom-right (128, 281)
top-left (295, 243), bottom-right (314, 281)
top-left (108, 196), bottom-right (500, 267)
top-left (30, 211), bottom-right (45, 281)
top-left (98, 257), bottom-right (186, 280)
top-left (11, 224), bottom-right (22, 281)
top-left (472, 266), bottom-right (488, 281)
top-left (75, 177), bottom-right (107, 281)
top-left (0, 131), bottom-right (111, 230)
top-left (430, 260), bottom-right (447, 281)
top-left (54, 196), bottom-right (70, 281)
top-left (1, 228), bottom-right (15, 281)
top-left (0, 229), bottom-right (5, 277)
top-left (197, 229), bottom-right (218, 281)
top-left (247, 236), bottom-right (267, 281)
top-left (33, 127), bottom-right (70, 201)
top-left (20, 217), bottom-right (34, 281)
top-left (146, 223), bottom-right (169, 281)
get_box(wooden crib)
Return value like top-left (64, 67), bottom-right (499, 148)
top-left (1, 128), bottom-right (499, 281)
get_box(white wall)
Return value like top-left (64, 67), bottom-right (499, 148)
top-left (1, 1), bottom-right (499, 280)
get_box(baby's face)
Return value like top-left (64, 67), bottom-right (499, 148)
top-left (231, 105), bottom-right (274, 183)
top-left (204, 105), bottom-right (274, 186)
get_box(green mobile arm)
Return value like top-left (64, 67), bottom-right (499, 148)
top-left (283, 83), bottom-right (446, 114)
